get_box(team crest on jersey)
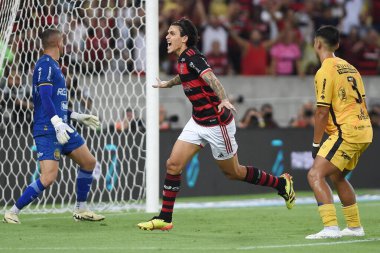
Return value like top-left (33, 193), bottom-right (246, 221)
top-left (54, 149), bottom-right (61, 160)
top-left (338, 87), bottom-right (347, 101)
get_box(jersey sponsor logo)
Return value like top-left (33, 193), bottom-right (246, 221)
top-left (357, 108), bottom-right (369, 120)
top-left (61, 101), bottom-right (68, 111)
top-left (336, 64), bottom-right (357, 74)
top-left (57, 88), bottom-right (67, 96)
top-left (38, 67), bottom-right (42, 81)
top-left (320, 78), bottom-right (326, 100)
top-left (338, 87), bottom-right (347, 101)
top-left (189, 61), bottom-right (201, 74)
top-left (47, 66), bottom-right (52, 81)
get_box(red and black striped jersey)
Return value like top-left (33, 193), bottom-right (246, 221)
top-left (177, 47), bottom-right (233, 126)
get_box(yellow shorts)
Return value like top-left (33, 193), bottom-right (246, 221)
top-left (318, 135), bottom-right (370, 171)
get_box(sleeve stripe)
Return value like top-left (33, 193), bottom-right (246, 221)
top-left (200, 68), bottom-right (212, 77)
top-left (317, 102), bottom-right (331, 107)
top-left (37, 82), bottom-right (53, 87)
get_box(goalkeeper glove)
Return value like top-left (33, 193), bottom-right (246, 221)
top-left (71, 112), bottom-right (100, 131)
top-left (51, 115), bottom-right (74, 144)
top-left (312, 142), bottom-right (320, 159)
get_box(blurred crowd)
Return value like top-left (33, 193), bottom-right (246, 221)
top-left (1, 0), bottom-right (380, 130)
top-left (160, 0), bottom-right (380, 76)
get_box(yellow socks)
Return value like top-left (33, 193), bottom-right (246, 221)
top-left (342, 203), bottom-right (361, 228)
top-left (318, 204), bottom-right (338, 227)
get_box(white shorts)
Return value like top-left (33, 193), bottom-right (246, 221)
top-left (178, 118), bottom-right (238, 160)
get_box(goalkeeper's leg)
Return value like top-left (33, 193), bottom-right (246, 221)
top-left (66, 143), bottom-right (105, 221)
top-left (4, 160), bottom-right (58, 224)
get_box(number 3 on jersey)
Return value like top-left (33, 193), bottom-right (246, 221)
top-left (347, 76), bottom-right (362, 104)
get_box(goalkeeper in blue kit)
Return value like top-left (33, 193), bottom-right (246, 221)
top-left (3, 28), bottom-right (104, 224)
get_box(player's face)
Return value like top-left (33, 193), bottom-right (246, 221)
top-left (166, 25), bottom-right (185, 55)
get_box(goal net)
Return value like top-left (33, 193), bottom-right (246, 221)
top-left (0, 0), bottom-right (150, 213)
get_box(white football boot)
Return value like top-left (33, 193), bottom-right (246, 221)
top-left (306, 226), bottom-right (342, 239)
top-left (3, 211), bottom-right (21, 224)
top-left (341, 227), bottom-right (365, 237)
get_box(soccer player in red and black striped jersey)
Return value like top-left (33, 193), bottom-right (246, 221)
top-left (137, 18), bottom-right (295, 231)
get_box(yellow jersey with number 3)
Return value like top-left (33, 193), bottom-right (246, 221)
top-left (314, 57), bottom-right (373, 143)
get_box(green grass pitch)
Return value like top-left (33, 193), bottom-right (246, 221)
top-left (1, 193), bottom-right (379, 253)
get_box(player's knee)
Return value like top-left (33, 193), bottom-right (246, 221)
top-left (82, 157), bottom-right (96, 171)
top-left (166, 158), bottom-right (182, 175)
top-left (307, 167), bottom-right (320, 185)
top-left (40, 173), bottom-right (58, 187)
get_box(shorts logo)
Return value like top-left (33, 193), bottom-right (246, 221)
top-left (37, 152), bottom-right (43, 158)
top-left (341, 151), bottom-right (351, 160)
top-left (217, 153), bottom-right (224, 158)
top-left (54, 149), bottom-right (61, 160)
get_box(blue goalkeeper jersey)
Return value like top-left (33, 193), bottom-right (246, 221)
top-left (32, 54), bottom-right (68, 137)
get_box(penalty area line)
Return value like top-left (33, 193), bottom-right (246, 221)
top-left (238, 238), bottom-right (380, 250)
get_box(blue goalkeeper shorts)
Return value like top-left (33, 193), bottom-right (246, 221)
top-left (34, 131), bottom-right (85, 161)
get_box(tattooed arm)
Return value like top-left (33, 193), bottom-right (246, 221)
top-left (153, 75), bottom-right (181, 88)
top-left (201, 71), bottom-right (236, 113)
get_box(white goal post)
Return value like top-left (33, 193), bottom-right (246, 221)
top-left (0, 0), bottom-right (159, 213)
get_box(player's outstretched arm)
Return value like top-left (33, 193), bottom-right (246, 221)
top-left (70, 112), bottom-right (100, 131)
top-left (152, 75), bottom-right (181, 88)
top-left (201, 71), bottom-right (236, 113)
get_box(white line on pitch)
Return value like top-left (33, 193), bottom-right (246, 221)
top-left (238, 238), bottom-right (380, 250)
top-left (0, 238), bottom-right (378, 251)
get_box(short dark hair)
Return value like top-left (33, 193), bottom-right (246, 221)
top-left (41, 28), bottom-right (62, 49)
top-left (315, 25), bottom-right (340, 49)
top-left (171, 18), bottom-right (199, 47)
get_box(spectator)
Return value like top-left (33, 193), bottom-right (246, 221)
top-left (238, 107), bottom-right (265, 129)
top-left (229, 28), bottom-right (272, 75)
top-left (354, 29), bottom-right (380, 75)
top-left (0, 68), bottom-right (33, 128)
top-left (339, 26), bottom-right (361, 67)
top-left (261, 103), bottom-right (279, 128)
top-left (341, 0), bottom-right (363, 35)
top-left (270, 29), bottom-right (302, 76)
top-left (206, 40), bottom-right (230, 75)
top-left (290, 102), bottom-right (314, 128)
top-left (202, 15), bottom-right (228, 55)
top-left (114, 108), bottom-right (145, 132)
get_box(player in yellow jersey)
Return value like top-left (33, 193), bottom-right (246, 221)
top-left (306, 26), bottom-right (373, 239)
